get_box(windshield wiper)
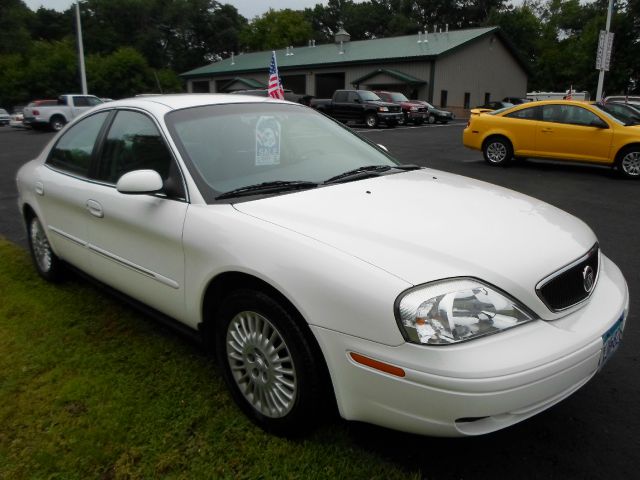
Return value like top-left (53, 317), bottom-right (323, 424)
top-left (215, 180), bottom-right (318, 200)
top-left (323, 164), bottom-right (421, 184)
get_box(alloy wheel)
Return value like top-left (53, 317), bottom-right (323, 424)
top-left (621, 151), bottom-right (640, 177)
top-left (30, 218), bottom-right (52, 273)
top-left (486, 142), bottom-right (507, 163)
top-left (226, 310), bottom-right (297, 418)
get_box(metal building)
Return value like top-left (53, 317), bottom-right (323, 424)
top-left (181, 26), bottom-right (528, 117)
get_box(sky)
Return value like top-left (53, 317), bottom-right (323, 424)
top-left (25, 1), bottom-right (529, 19)
top-left (24, 0), bottom-right (336, 18)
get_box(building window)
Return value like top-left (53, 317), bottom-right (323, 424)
top-left (440, 90), bottom-right (448, 108)
top-left (484, 92), bottom-right (491, 104)
top-left (192, 80), bottom-right (210, 93)
top-left (464, 92), bottom-right (470, 109)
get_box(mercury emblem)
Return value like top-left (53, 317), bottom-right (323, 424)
top-left (583, 265), bottom-right (595, 293)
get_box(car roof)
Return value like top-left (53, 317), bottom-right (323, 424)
top-left (90, 93), bottom-right (290, 113)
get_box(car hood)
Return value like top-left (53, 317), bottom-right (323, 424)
top-left (233, 169), bottom-right (597, 317)
top-left (370, 100), bottom-right (398, 108)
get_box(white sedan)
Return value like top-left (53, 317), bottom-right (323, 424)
top-left (16, 95), bottom-right (629, 437)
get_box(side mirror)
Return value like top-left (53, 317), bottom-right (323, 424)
top-left (377, 144), bottom-right (389, 152)
top-left (116, 169), bottom-right (163, 194)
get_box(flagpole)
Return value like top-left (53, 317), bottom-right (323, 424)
top-left (595, 0), bottom-right (614, 102)
top-left (75, 2), bottom-right (88, 95)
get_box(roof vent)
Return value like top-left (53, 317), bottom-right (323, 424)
top-left (334, 25), bottom-right (351, 44)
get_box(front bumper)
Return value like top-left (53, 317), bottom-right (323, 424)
top-left (311, 255), bottom-right (628, 436)
top-left (406, 111), bottom-right (428, 121)
top-left (378, 112), bottom-right (403, 123)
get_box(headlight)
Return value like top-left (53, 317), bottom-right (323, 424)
top-left (410, 106), bottom-right (418, 111)
top-left (378, 106), bottom-right (389, 112)
top-left (395, 278), bottom-right (535, 345)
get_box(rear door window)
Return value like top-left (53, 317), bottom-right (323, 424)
top-left (47, 111), bottom-right (110, 177)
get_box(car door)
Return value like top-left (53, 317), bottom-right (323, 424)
top-left (502, 105), bottom-right (541, 155)
top-left (534, 104), bottom-right (614, 163)
top-left (85, 109), bottom-right (189, 321)
top-left (332, 91), bottom-right (349, 121)
top-left (37, 110), bottom-right (111, 267)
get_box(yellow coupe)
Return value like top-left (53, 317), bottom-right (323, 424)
top-left (463, 100), bottom-right (640, 178)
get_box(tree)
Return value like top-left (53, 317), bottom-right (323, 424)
top-left (87, 47), bottom-right (181, 98)
top-left (240, 9), bottom-right (313, 50)
top-left (0, 0), bottom-right (33, 55)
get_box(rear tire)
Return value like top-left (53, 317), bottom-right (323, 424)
top-left (49, 116), bottom-right (66, 132)
top-left (482, 137), bottom-right (513, 166)
top-left (27, 215), bottom-right (64, 282)
top-left (616, 147), bottom-right (640, 178)
top-left (215, 289), bottom-right (327, 436)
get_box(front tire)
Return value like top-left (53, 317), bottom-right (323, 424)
top-left (482, 136), bottom-right (513, 166)
top-left (27, 215), bottom-right (64, 281)
top-left (364, 113), bottom-right (378, 128)
top-left (215, 289), bottom-right (326, 436)
top-left (428, 114), bottom-right (436, 124)
top-left (616, 147), bottom-right (640, 178)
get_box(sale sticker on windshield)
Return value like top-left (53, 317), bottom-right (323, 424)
top-left (256, 116), bottom-right (281, 166)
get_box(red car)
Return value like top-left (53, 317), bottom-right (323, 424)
top-left (374, 91), bottom-right (429, 125)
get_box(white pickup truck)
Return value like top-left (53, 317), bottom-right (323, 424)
top-left (23, 94), bottom-right (103, 131)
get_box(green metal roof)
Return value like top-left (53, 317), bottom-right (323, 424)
top-left (352, 68), bottom-right (427, 86)
top-left (182, 26), bottom-right (520, 79)
top-left (219, 77), bottom-right (266, 90)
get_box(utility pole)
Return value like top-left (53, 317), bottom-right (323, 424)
top-left (595, 0), bottom-right (614, 101)
top-left (75, 2), bottom-right (87, 95)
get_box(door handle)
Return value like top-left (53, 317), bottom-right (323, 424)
top-left (35, 181), bottom-right (44, 196)
top-left (86, 199), bottom-right (104, 218)
top-left (541, 128), bottom-right (553, 133)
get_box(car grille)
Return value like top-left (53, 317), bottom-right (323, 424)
top-left (536, 244), bottom-right (599, 311)
top-left (390, 106), bottom-right (401, 113)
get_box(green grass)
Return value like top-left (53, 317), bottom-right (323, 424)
top-left (0, 238), bottom-right (417, 479)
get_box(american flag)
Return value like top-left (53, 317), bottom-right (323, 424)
top-left (268, 51), bottom-right (284, 100)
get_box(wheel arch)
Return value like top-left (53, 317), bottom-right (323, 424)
top-left (22, 203), bottom-right (37, 223)
top-left (200, 270), bottom-right (337, 405)
top-left (614, 142), bottom-right (640, 161)
top-left (481, 133), bottom-right (514, 152)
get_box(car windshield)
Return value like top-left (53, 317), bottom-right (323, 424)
top-left (166, 103), bottom-right (399, 202)
top-left (390, 93), bottom-right (409, 102)
top-left (359, 91), bottom-right (381, 101)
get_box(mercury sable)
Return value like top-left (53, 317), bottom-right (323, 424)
top-left (16, 95), bottom-right (629, 437)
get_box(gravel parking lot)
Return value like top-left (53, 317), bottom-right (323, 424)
top-left (1, 122), bottom-right (638, 478)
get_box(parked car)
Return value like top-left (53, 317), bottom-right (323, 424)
top-left (230, 88), bottom-right (314, 106)
top-left (503, 97), bottom-right (532, 105)
top-left (0, 108), bottom-right (10, 126)
top-left (373, 91), bottom-right (428, 125)
top-left (595, 101), bottom-right (640, 125)
top-left (604, 95), bottom-right (640, 106)
top-left (463, 99), bottom-right (640, 178)
top-left (410, 100), bottom-right (455, 124)
top-left (17, 95), bottom-right (628, 438)
top-left (23, 94), bottom-right (103, 131)
top-left (311, 89), bottom-right (402, 128)
top-left (10, 107), bottom-right (25, 128)
top-left (474, 101), bottom-right (514, 111)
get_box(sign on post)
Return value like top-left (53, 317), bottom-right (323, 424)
top-left (596, 30), bottom-right (614, 71)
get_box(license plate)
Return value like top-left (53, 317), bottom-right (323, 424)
top-left (599, 316), bottom-right (624, 370)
